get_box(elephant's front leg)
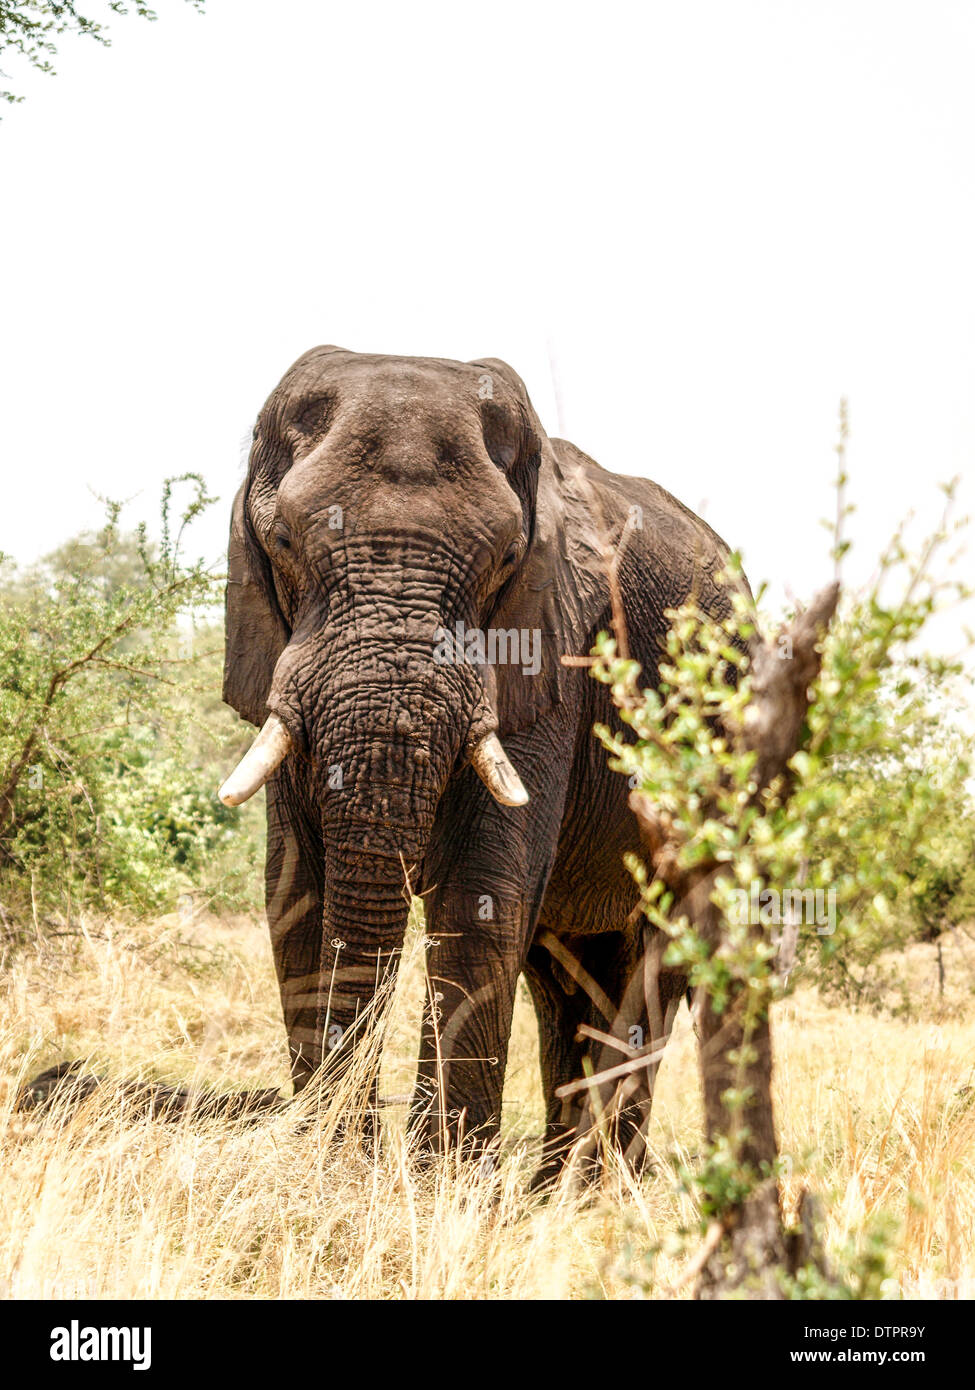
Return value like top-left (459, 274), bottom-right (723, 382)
top-left (264, 768), bottom-right (326, 1093)
top-left (412, 883), bottom-right (523, 1157)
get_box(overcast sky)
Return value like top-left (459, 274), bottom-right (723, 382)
top-left (1, 1), bottom-right (972, 660)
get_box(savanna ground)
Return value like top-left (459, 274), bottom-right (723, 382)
top-left (2, 904), bottom-right (973, 1300)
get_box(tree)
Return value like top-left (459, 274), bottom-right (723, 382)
top-left (0, 475), bottom-right (263, 922)
top-left (588, 476), bottom-right (971, 1296)
top-left (0, 1), bottom-right (204, 107)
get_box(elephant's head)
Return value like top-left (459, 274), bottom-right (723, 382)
top-left (218, 348), bottom-right (562, 1047)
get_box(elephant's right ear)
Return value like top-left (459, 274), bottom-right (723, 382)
top-left (223, 482), bottom-right (289, 728)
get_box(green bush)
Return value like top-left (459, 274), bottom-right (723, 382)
top-left (594, 478), bottom-right (974, 1018)
top-left (0, 480), bottom-right (264, 925)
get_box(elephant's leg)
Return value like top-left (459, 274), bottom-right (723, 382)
top-left (409, 742), bottom-right (573, 1161)
top-left (523, 931), bottom-right (636, 1185)
top-left (264, 767), bottom-right (325, 1093)
top-left (411, 886), bottom-right (522, 1159)
top-left (522, 938), bottom-right (591, 1186)
top-left (525, 928), bottom-right (686, 1182)
top-left (584, 928), bottom-right (687, 1174)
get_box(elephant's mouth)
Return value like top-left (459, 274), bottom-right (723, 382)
top-left (218, 715), bottom-right (529, 810)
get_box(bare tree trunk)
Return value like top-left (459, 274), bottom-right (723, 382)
top-left (691, 901), bottom-right (788, 1296)
top-left (936, 933), bottom-right (945, 999)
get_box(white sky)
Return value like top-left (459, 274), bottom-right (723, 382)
top-left (1, 1), bottom-right (973, 663)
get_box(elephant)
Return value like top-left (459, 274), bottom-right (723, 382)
top-left (218, 346), bottom-right (741, 1179)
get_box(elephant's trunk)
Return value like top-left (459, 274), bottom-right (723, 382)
top-left (299, 681), bottom-right (453, 1080)
top-left (262, 630), bottom-right (479, 1082)
top-left (312, 839), bottom-right (419, 1072)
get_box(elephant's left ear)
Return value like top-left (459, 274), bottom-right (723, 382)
top-left (484, 439), bottom-right (606, 740)
top-left (470, 357), bottom-right (608, 739)
top-left (469, 357), bottom-right (544, 524)
top-left (223, 481), bottom-right (290, 728)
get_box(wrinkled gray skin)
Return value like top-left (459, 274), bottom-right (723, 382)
top-left (223, 347), bottom-right (739, 1178)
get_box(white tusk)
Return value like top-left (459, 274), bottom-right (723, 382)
top-left (218, 715), bottom-right (293, 806)
top-left (470, 733), bottom-right (529, 807)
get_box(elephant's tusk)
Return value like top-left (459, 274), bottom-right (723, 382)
top-left (470, 733), bottom-right (530, 808)
top-left (218, 715), bottom-right (293, 806)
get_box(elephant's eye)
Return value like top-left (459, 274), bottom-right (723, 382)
top-left (274, 526), bottom-right (293, 554)
top-left (502, 544), bottom-right (520, 569)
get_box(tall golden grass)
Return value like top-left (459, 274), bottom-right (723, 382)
top-left (2, 909), bottom-right (973, 1299)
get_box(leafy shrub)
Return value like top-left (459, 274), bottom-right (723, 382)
top-left (0, 480), bottom-right (264, 926)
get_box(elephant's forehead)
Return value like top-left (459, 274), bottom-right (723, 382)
top-left (332, 389), bottom-right (479, 442)
top-left (282, 435), bottom-right (519, 533)
top-left (285, 353), bottom-right (483, 416)
top-left (267, 351), bottom-right (525, 524)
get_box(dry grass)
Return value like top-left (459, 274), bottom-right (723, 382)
top-left (1, 909), bottom-right (973, 1299)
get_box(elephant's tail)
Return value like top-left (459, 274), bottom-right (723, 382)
top-left (16, 1060), bottom-right (285, 1123)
